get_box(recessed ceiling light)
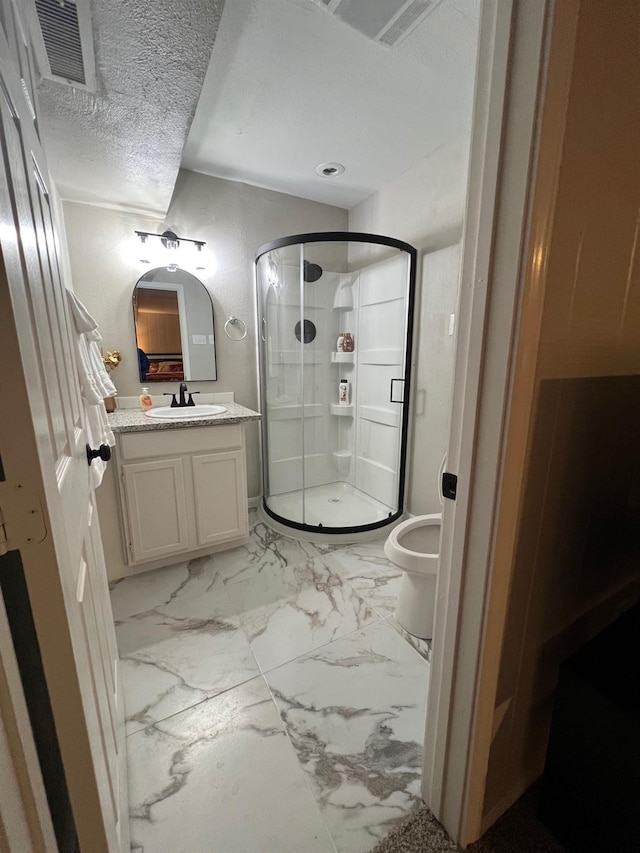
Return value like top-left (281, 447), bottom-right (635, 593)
top-left (316, 162), bottom-right (345, 178)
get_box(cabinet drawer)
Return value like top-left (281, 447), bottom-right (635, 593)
top-left (119, 425), bottom-right (243, 461)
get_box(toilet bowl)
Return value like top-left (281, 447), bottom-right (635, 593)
top-left (384, 454), bottom-right (445, 639)
top-left (384, 513), bottom-right (441, 639)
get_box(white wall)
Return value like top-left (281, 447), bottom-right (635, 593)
top-left (349, 133), bottom-right (470, 514)
top-left (64, 170), bottom-right (347, 501)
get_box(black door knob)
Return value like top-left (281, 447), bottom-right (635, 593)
top-left (86, 443), bottom-right (111, 466)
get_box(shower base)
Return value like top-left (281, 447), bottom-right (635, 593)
top-left (266, 481), bottom-right (394, 529)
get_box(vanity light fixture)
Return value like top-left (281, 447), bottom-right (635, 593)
top-left (134, 230), bottom-right (207, 272)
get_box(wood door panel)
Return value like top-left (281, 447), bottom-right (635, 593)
top-left (78, 556), bottom-right (118, 822)
top-left (0, 109), bottom-right (71, 463)
top-left (37, 177), bottom-right (82, 426)
top-left (29, 170), bottom-right (77, 437)
top-left (0, 0), bottom-right (21, 82)
top-left (23, 148), bottom-right (76, 450)
top-left (0, 89), bottom-right (61, 460)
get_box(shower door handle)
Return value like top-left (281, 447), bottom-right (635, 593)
top-left (261, 317), bottom-right (267, 342)
top-left (390, 378), bottom-right (405, 404)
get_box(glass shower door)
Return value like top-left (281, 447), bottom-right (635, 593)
top-left (256, 244), bottom-right (305, 524)
top-left (257, 233), bottom-right (416, 534)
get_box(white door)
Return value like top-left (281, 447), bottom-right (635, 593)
top-left (192, 450), bottom-right (248, 546)
top-left (0, 7), bottom-right (128, 852)
top-left (122, 458), bottom-right (190, 562)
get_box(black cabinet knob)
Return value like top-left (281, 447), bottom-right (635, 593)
top-left (86, 444), bottom-right (111, 466)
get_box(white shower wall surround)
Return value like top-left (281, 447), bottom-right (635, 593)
top-left (257, 234), bottom-right (415, 534)
top-left (353, 253), bottom-right (409, 508)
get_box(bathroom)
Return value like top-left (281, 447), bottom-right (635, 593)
top-left (61, 1), bottom-right (478, 850)
top-left (1, 0), bottom-right (482, 850)
top-left (49, 1), bottom-right (477, 848)
top-left (5, 1), bottom-right (640, 851)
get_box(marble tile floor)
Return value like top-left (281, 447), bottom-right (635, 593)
top-left (112, 513), bottom-right (432, 853)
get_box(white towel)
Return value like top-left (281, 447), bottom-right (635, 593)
top-left (66, 290), bottom-right (117, 487)
top-left (66, 290), bottom-right (117, 399)
top-left (67, 289), bottom-right (99, 334)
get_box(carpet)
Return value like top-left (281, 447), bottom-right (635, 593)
top-left (371, 789), bottom-right (565, 853)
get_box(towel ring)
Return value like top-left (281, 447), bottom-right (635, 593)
top-left (224, 316), bottom-right (247, 341)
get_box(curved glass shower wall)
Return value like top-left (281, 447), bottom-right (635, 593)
top-left (256, 233), bottom-right (417, 534)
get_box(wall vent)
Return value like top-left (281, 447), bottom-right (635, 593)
top-left (28, 0), bottom-right (96, 90)
top-left (310, 0), bottom-right (444, 47)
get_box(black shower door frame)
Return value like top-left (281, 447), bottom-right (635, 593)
top-left (255, 231), bottom-right (418, 535)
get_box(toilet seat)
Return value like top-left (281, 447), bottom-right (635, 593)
top-left (384, 513), bottom-right (442, 575)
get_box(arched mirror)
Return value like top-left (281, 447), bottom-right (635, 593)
top-left (133, 267), bottom-right (217, 382)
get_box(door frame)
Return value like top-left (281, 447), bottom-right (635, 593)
top-left (421, 0), bottom-right (574, 844)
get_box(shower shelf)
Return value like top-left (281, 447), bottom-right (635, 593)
top-left (330, 404), bottom-right (354, 416)
top-left (332, 450), bottom-right (352, 474)
top-left (331, 352), bottom-right (355, 363)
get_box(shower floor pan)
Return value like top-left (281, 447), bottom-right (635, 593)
top-left (267, 482), bottom-right (393, 529)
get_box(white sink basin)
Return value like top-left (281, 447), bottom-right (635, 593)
top-left (145, 404), bottom-right (227, 421)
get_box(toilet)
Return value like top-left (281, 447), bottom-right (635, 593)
top-left (384, 457), bottom-right (445, 639)
top-left (384, 514), bottom-right (441, 639)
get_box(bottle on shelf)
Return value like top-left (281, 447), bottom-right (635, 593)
top-left (339, 379), bottom-right (350, 405)
top-left (337, 332), bottom-right (345, 352)
top-left (342, 332), bottom-right (354, 352)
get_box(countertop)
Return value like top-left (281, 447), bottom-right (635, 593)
top-left (108, 402), bottom-right (261, 434)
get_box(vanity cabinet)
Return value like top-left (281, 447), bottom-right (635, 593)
top-left (117, 424), bottom-right (248, 567)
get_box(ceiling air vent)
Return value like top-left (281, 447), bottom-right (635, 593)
top-left (28, 0), bottom-right (96, 90)
top-left (310, 0), bottom-right (444, 47)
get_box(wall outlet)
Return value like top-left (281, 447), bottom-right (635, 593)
top-left (448, 313), bottom-right (456, 336)
top-left (208, 334), bottom-right (215, 344)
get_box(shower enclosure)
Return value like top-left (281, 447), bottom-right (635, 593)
top-left (256, 232), bottom-right (416, 534)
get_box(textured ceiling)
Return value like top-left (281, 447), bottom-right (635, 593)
top-left (183, 0), bottom-right (480, 209)
top-left (35, 0), bottom-right (225, 216)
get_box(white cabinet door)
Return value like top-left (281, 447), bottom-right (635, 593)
top-left (192, 451), bottom-right (248, 547)
top-left (123, 458), bottom-right (190, 563)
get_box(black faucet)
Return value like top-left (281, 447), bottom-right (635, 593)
top-left (163, 383), bottom-right (200, 408)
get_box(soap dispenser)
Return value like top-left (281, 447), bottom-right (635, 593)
top-left (139, 387), bottom-right (153, 411)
